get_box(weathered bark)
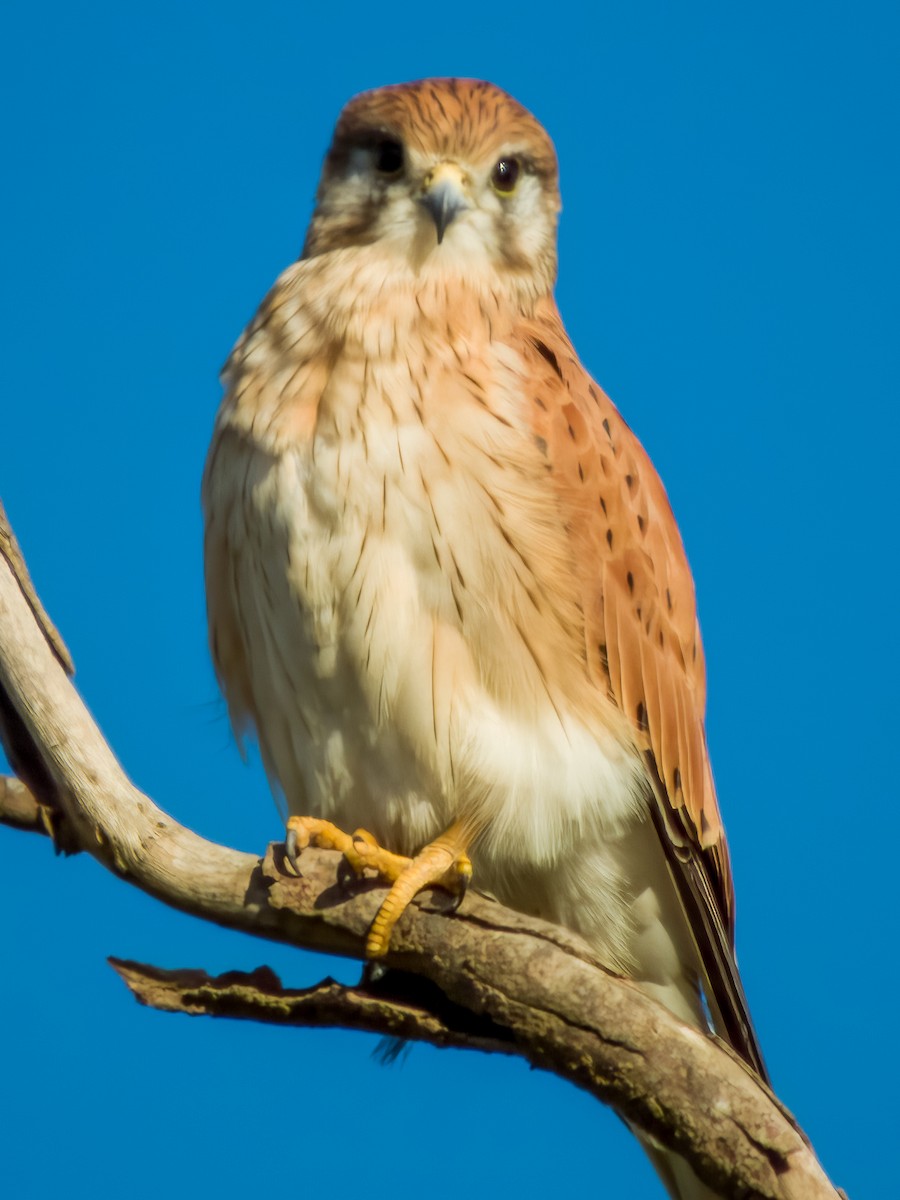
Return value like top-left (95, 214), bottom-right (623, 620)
top-left (108, 958), bottom-right (518, 1055)
top-left (0, 504), bottom-right (842, 1200)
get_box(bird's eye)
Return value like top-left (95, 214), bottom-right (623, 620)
top-left (374, 139), bottom-right (404, 175)
top-left (491, 157), bottom-right (520, 195)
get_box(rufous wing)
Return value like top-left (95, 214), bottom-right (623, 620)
top-left (519, 297), bottom-right (767, 1080)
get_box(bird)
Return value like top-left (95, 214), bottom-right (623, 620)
top-left (202, 77), bottom-right (766, 1199)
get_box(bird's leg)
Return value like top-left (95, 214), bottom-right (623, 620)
top-left (284, 816), bottom-right (473, 958)
top-left (365, 822), bottom-right (473, 957)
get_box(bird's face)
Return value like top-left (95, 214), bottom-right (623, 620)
top-left (303, 79), bottom-right (562, 297)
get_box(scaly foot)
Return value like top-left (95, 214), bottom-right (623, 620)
top-left (284, 816), bottom-right (473, 957)
top-left (285, 816), bottom-right (411, 879)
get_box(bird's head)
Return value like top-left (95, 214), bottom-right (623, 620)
top-left (302, 79), bottom-right (561, 298)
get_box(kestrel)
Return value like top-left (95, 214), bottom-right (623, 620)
top-left (203, 78), bottom-right (765, 1199)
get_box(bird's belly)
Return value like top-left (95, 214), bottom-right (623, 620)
top-left (228, 429), bottom-right (658, 965)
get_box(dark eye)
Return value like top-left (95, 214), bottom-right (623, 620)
top-left (491, 157), bottom-right (520, 194)
top-left (374, 139), bottom-right (404, 175)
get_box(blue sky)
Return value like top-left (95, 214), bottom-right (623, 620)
top-left (2, 2), bottom-right (897, 1197)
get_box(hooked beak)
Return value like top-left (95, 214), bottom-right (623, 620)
top-left (419, 162), bottom-right (470, 244)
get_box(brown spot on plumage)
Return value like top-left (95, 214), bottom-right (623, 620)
top-left (532, 338), bottom-right (563, 379)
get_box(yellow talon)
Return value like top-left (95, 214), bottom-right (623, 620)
top-left (345, 829), bottom-right (412, 881)
top-left (284, 816), bottom-right (473, 957)
top-left (364, 825), bottom-right (473, 957)
top-left (285, 815), bottom-right (359, 863)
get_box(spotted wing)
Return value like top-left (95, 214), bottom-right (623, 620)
top-left (519, 297), bottom-right (767, 1080)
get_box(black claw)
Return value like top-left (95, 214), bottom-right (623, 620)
top-left (336, 856), bottom-right (357, 889)
top-left (284, 828), bottom-right (301, 875)
top-left (362, 960), bottom-right (388, 987)
top-left (447, 872), bottom-right (470, 914)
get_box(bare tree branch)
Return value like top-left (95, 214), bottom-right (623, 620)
top-left (0, 504), bottom-right (841, 1200)
top-left (0, 773), bottom-right (82, 850)
top-left (108, 958), bottom-right (518, 1055)
top-left (0, 499), bottom-right (74, 676)
top-left (0, 773), bottom-right (46, 833)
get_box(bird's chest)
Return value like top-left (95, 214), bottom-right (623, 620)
top-left (216, 323), bottom-right (644, 867)
top-left (301, 346), bottom-right (514, 642)
top-left (226, 341), bottom-right (523, 835)
top-left (276, 344), bottom-right (550, 757)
